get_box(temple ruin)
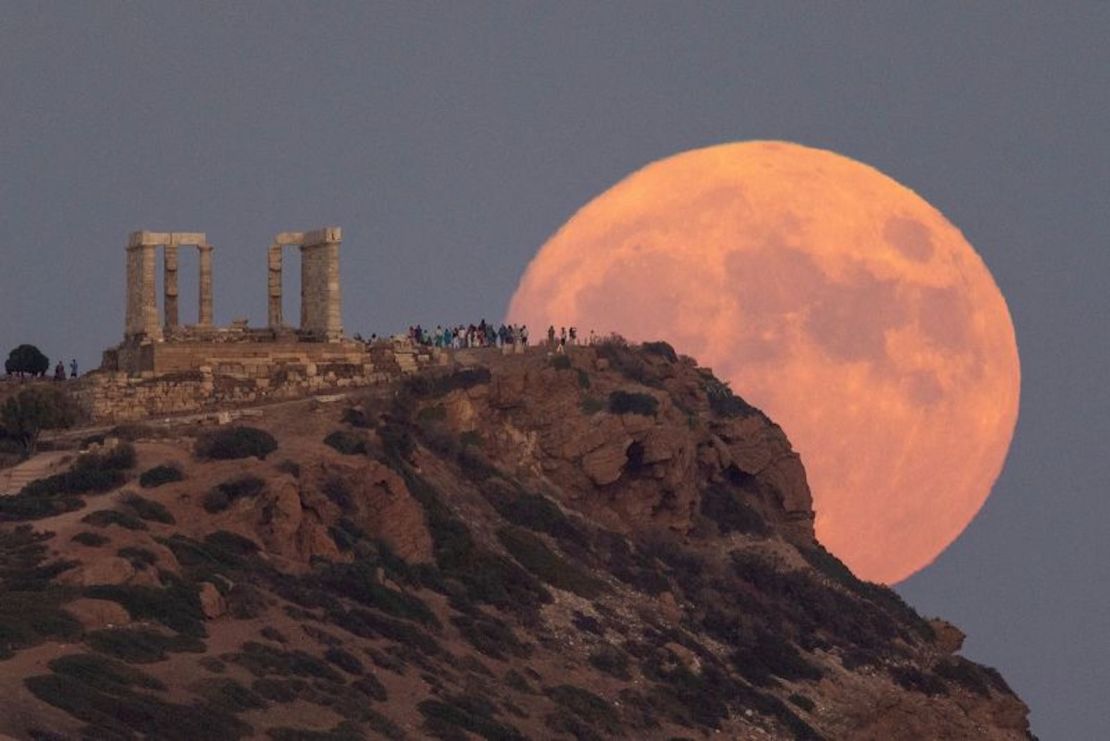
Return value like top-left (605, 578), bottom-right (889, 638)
top-left (83, 226), bottom-right (433, 423)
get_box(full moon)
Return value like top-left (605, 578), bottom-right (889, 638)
top-left (507, 141), bottom-right (1020, 584)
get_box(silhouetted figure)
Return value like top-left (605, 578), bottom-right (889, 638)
top-left (53, 361), bottom-right (65, 381)
top-left (69, 359), bottom-right (78, 378)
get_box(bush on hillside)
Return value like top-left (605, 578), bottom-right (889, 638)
top-left (120, 492), bottom-right (175, 524)
top-left (203, 476), bottom-right (266, 514)
top-left (196, 426), bottom-right (277, 461)
top-left (608, 390), bottom-right (658, 417)
top-left (1, 385), bottom-right (79, 455)
top-left (139, 464), bottom-right (183, 488)
top-left (323, 431), bottom-right (366, 456)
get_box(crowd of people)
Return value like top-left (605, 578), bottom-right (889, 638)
top-left (352, 321), bottom-right (601, 353)
top-left (404, 321), bottom-right (529, 349)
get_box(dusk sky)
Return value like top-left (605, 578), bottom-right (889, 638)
top-left (1, 5), bottom-right (1107, 736)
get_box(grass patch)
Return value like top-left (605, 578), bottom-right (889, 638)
top-left (139, 463), bottom-right (183, 488)
top-left (196, 426), bottom-right (277, 460)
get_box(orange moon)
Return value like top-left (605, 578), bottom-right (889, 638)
top-left (507, 141), bottom-right (1020, 584)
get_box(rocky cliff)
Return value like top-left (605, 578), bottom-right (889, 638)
top-left (0, 341), bottom-right (1030, 739)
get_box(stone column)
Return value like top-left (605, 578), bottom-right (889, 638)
top-left (198, 244), bottom-right (214, 327)
top-left (163, 245), bottom-right (179, 330)
top-left (125, 240), bottom-right (142, 338)
top-left (268, 244), bottom-right (283, 328)
top-left (299, 227), bottom-right (342, 341)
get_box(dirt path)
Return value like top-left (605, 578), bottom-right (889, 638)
top-left (0, 451), bottom-right (74, 496)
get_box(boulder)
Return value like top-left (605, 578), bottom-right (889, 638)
top-left (199, 582), bottom-right (227, 619)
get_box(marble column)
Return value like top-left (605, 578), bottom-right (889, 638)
top-left (268, 244), bottom-right (283, 328)
top-left (198, 244), bottom-right (214, 327)
top-left (163, 245), bottom-right (179, 329)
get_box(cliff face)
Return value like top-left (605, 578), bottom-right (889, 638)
top-left (0, 342), bottom-right (1030, 740)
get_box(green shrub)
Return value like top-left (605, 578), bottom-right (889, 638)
top-left (481, 483), bottom-right (587, 547)
top-left (608, 390), bottom-right (658, 416)
top-left (81, 509), bottom-right (147, 531)
top-left (121, 492), bottom-right (176, 524)
top-left (418, 694), bottom-right (524, 741)
top-left (580, 396), bottom-right (605, 415)
top-left (204, 475), bottom-right (266, 513)
top-left (321, 476), bottom-right (354, 513)
top-left (49, 652), bottom-right (165, 690)
top-left (576, 368), bottom-right (591, 389)
top-left (588, 643), bottom-right (631, 680)
top-left (72, 531), bottom-right (109, 547)
top-left (405, 367), bottom-right (491, 398)
top-left (21, 464), bottom-right (125, 498)
top-left (497, 527), bottom-right (606, 599)
top-left (932, 656), bottom-right (994, 696)
top-left (890, 665), bottom-right (948, 696)
top-left (700, 485), bottom-right (768, 536)
top-left (378, 421), bottom-right (415, 462)
top-left (314, 560), bottom-right (438, 625)
top-left (703, 373), bottom-right (759, 418)
top-left (641, 341), bottom-right (678, 362)
top-left (323, 647), bottom-right (364, 675)
top-left (0, 383), bottom-right (76, 454)
top-left (545, 684), bottom-right (621, 736)
top-left (196, 426), bottom-right (277, 460)
top-left (550, 355), bottom-right (572, 370)
top-left (788, 692), bottom-right (815, 712)
top-left (341, 406), bottom-right (371, 428)
top-left (96, 443), bottom-right (137, 471)
top-left (191, 677), bottom-right (268, 713)
top-left (25, 671), bottom-right (251, 739)
top-left (268, 721), bottom-right (373, 741)
top-left (139, 464), bottom-right (184, 488)
top-left (86, 627), bottom-right (204, 663)
top-left (323, 430), bottom-right (366, 456)
top-left (85, 580), bottom-right (206, 637)
top-left (276, 459), bottom-right (301, 477)
top-left (451, 613), bottom-right (530, 661)
top-left (117, 547), bottom-right (158, 568)
top-left (228, 641), bottom-right (343, 682)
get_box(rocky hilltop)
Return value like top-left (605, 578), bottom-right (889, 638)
top-left (0, 342), bottom-right (1030, 739)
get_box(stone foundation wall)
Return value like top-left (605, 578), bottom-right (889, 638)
top-left (76, 341), bottom-right (439, 424)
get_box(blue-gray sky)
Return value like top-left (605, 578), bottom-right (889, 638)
top-left (1, 4), bottom-right (1106, 736)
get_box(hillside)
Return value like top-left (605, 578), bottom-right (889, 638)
top-left (0, 342), bottom-right (1031, 740)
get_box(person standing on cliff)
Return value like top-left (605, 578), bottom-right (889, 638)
top-left (547, 325), bottom-right (556, 348)
top-left (69, 359), bottom-right (78, 378)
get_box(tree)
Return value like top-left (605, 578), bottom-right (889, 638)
top-left (5, 344), bottom-right (49, 378)
top-left (0, 386), bottom-right (77, 456)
